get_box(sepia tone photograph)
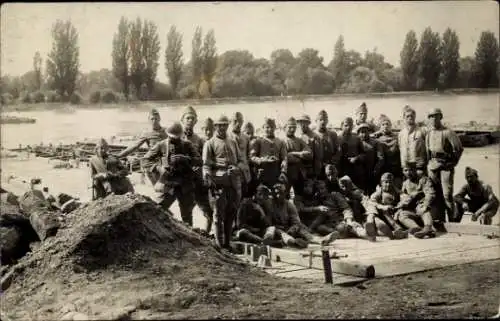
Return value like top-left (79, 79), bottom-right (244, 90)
top-left (1, 1), bottom-right (499, 319)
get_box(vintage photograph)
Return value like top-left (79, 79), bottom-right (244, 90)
top-left (1, 1), bottom-right (499, 319)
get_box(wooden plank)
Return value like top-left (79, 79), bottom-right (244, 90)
top-left (374, 245), bottom-right (500, 277)
top-left (444, 222), bottom-right (500, 236)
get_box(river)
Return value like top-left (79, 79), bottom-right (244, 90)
top-left (1, 93), bottom-right (499, 149)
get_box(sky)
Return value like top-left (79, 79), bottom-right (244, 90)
top-left (1, 1), bottom-right (499, 83)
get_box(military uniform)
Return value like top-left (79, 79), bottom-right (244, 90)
top-left (234, 186), bottom-right (273, 244)
top-left (356, 123), bottom-right (384, 194)
top-left (314, 110), bottom-right (340, 180)
top-left (142, 122), bottom-right (201, 226)
top-left (398, 124), bottom-right (428, 176)
top-left (181, 106), bottom-right (214, 232)
top-left (284, 117), bottom-right (312, 197)
top-left (354, 103), bottom-right (378, 134)
top-left (228, 126), bottom-right (252, 198)
top-left (454, 167), bottom-right (499, 225)
top-left (425, 108), bottom-right (464, 223)
top-left (376, 115), bottom-right (403, 190)
top-left (249, 118), bottom-right (288, 188)
top-left (338, 117), bottom-right (366, 191)
top-left (297, 115), bottom-right (323, 180)
top-left (203, 115), bottom-right (244, 249)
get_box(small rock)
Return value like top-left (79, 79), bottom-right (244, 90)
top-left (356, 284), bottom-right (367, 290)
top-left (60, 303), bottom-right (77, 314)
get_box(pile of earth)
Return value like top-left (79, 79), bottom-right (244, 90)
top-left (0, 194), bottom-right (278, 320)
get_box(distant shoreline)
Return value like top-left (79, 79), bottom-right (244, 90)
top-left (1, 88), bottom-right (498, 113)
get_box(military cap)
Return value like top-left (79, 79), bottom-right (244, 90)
top-left (324, 164), bottom-right (338, 174)
top-left (273, 182), bottom-right (287, 191)
top-left (403, 161), bottom-right (417, 170)
top-left (263, 118), bottom-right (276, 128)
top-left (316, 109), bottom-right (328, 120)
top-left (231, 111), bottom-right (244, 121)
top-left (465, 166), bottom-right (478, 177)
top-left (166, 121), bottom-right (184, 138)
top-left (96, 138), bottom-right (109, 148)
top-left (201, 117), bottom-right (214, 129)
top-left (427, 108), bottom-right (443, 118)
top-left (341, 117), bottom-right (354, 127)
top-left (296, 114), bottom-right (311, 123)
top-left (378, 114), bottom-right (392, 125)
top-left (182, 105), bottom-right (197, 119)
top-left (285, 117), bottom-right (297, 127)
top-left (355, 123), bottom-right (371, 133)
top-left (402, 105), bottom-right (416, 116)
top-left (356, 102), bottom-right (368, 113)
top-left (243, 122), bottom-right (254, 131)
top-left (256, 184), bottom-right (271, 195)
top-left (380, 172), bottom-right (394, 182)
top-left (149, 108), bottom-right (160, 117)
top-left (214, 115), bottom-right (230, 125)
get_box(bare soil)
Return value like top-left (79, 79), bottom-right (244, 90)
top-left (1, 194), bottom-right (499, 320)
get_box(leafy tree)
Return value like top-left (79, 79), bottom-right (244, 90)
top-left (344, 50), bottom-right (363, 74)
top-left (329, 35), bottom-right (347, 89)
top-left (165, 25), bottom-right (184, 96)
top-left (129, 18), bottom-right (144, 99)
top-left (46, 20), bottom-right (80, 99)
top-left (191, 26), bottom-right (203, 95)
top-left (112, 17), bottom-right (131, 100)
top-left (33, 51), bottom-right (43, 90)
top-left (417, 27), bottom-right (442, 90)
top-left (270, 49), bottom-right (295, 94)
top-left (141, 20), bottom-right (161, 99)
top-left (202, 29), bottom-right (217, 96)
top-left (400, 30), bottom-right (419, 90)
top-left (474, 31), bottom-right (499, 88)
top-left (363, 48), bottom-right (392, 76)
top-left (440, 28), bottom-right (460, 88)
top-left (297, 48), bottom-right (324, 69)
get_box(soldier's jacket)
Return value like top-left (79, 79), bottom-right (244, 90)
top-left (355, 119), bottom-right (378, 134)
top-left (398, 125), bottom-right (428, 169)
top-left (314, 128), bottom-right (340, 166)
top-left (143, 138), bottom-right (201, 185)
top-left (228, 131), bottom-right (252, 183)
top-left (426, 126), bottom-right (464, 170)
top-left (138, 127), bottom-right (168, 168)
top-left (203, 135), bottom-right (244, 188)
top-left (236, 198), bottom-right (272, 232)
top-left (400, 176), bottom-right (436, 211)
top-left (90, 154), bottom-right (129, 179)
top-left (361, 138), bottom-right (384, 176)
top-left (338, 133), bottom-right (365, 176)
top-left (369, 188), bottom-right (400, 214)
top-left (183, 131), bottom-right (205, 177)
top-left (319, 191), bottom-right (354, 222)
top-left (271, 199), bottom-right (302, 231)
top-left (339, 180), bottom-right (371, 222)
top-left (249, 136), bottom-right (288, 178)
top-left (284, 135), bottom-right (312, 181)
top-left (300, 130), bottom-right (323, 177)
top-left (454, 180), bottom-right (499, 210)
top-left (376, 132), bottom-right (401, 173)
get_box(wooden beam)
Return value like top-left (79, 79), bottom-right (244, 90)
top-left (444, 223), bottom-right (500, 236)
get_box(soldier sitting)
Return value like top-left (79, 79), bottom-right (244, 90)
top-left (396, 162), bottom-right (437, 238)
top-left (262, 183), bottom-right (326, 248)
top-left (366, 173), bottom-right (408, 240)
top-left (90, 138), bottom-right (135, 199)
top-left (234, 185), bottom-right (274, 245)
top-left (454, 167), bottom-right (499, 225)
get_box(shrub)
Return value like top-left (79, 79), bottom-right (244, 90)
top-left (100, 89), bottom-right (119, 103)
top-left (21, 92), bottom-right (32, 103)
top-left (69, 92), bottom-right (83, 105)
top-left (45, 91), bottom-right (61, 103)
top-left (0, 93), bottom-right (14, 105)
top-left (89, 90), bottom-right (101, 104)
top-left (30, 91), bottom-right (46, 103)
top-left (178, 84), bottom-right (198, 99)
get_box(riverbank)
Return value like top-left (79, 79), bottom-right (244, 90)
top-left (1, 88), bottom-right (498, 113)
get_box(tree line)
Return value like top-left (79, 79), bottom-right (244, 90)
top-left (1, 18), bottom-right (499, 105)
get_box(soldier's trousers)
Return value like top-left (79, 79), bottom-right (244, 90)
top-left (210, 184), bottom-right (241, 249)
top-left (154, 184), bottom-right (195, 226)
top-left (454, 198), bottom-right (499, 225)
top-left (193, 177), bottom-right (214, 225)
top-left (397, 209), bottom-right (433, 229)
top-left (428, 167), bottom-right (456, 222)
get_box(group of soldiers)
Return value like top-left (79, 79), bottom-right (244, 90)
top-left (88, 102), bottom-right (499, 251)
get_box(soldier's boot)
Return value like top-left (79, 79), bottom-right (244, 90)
top-left (223, 220), bottom-right (234, 251)
top-left (408, 227), bottom-right (422, 235)
top-left (213, 216), bottom-right (224, 249)
top-left (287, 238), bottom-right (308, 249)
top-left (414, 225), bottom-right (436, 239)
top-left (363, 221), bottom-right (377, 240)
top-left (321, 231), bottom-right (341, 246)
top-left (391, 228), bottom-right (409, 240)
top-left (204, 213), bottom-right (213, 234)
top-left (236, 229), bottom-right (262, 244)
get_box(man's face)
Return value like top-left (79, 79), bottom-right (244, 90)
top-left (298, 121), bottom-right (309, 133)
top-left (317, 182), bottom-right (328, 195)
top-left (274, 185), bottom-right (286, 201)
top-left (98, 145), bottom-right (108, 157)
top-left (244, 126), bottom-right (254, 137)
top-left (215, 123), bottom-right (228, 136)
top-left (339, 180), bottom-right (352, 193)
top-left (182, 114), bottom-right (197, 130)
top-left (255, 190), bottom-right (268, 202)
top-left (326, 170), bottom-right (338, 183)
top-left (404, 111), bottom-right (416, 126)
top-left (381, 179), bottom-right (392, 192)
top-left (303, 180), bottom-right (314, 195)
top-left (381, 120), bottom-right (392, 134)
top-left (342, 122), bottom-right (352, 134)
top-left (263, 124), bottom-right (275, 137)
top-left (286, 124), bottom-right (296, 136)
top-left (428, 114), bottom-right (442, 128)
top-left (465, 173), bottom-right (478, 185)
top-left (150, 114), bottom-right (161, 128)
top-left (358, 128), bottom-right (370, 141)
top-left (356, 111), bottom-right (367, 123)
top-left (232, 117), bottom-right (243, 132)
top-left (403, 167), bottom-right (416, 180)
top-left (316, 116), bottom-right (328, 130)
top-left (203, 126), bottom-right (214, 138)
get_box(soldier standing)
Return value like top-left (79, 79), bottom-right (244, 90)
top-left (181, 106), bottom-right (214, 233)
top-left (201, 117), bottom-right (214, 141)
top-left (354, 102), bottom-right (378, 134)
top-left (249, 118), bottom-right (288, 188)
top-left (376, 114), bottom-right (403, 190)
top-left (314, 110), bottom-right (340, 179)
top-left (356, 123), bottom-right (384, 194)
top-left (142, 122), bottom-right (200, 226)
top-left (338, 117), bottom-right (366, 191)
top-left (283, 117), bottom-right (312, 197)
top-left (426, 108), bottom-right (464, 223)
top-left (118, 108), bottom-right (167, 185)
top-left (228, 112), bottom-right (252, 199)
top-left (203, 115), bottom-right (244, 250)
top-left (297, 114), bottom-right (323, 180)
top-left (398, 106), bottom-right (428, 178)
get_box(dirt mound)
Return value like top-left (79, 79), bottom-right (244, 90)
top-left (1, 194), bottom-right (270, 320)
